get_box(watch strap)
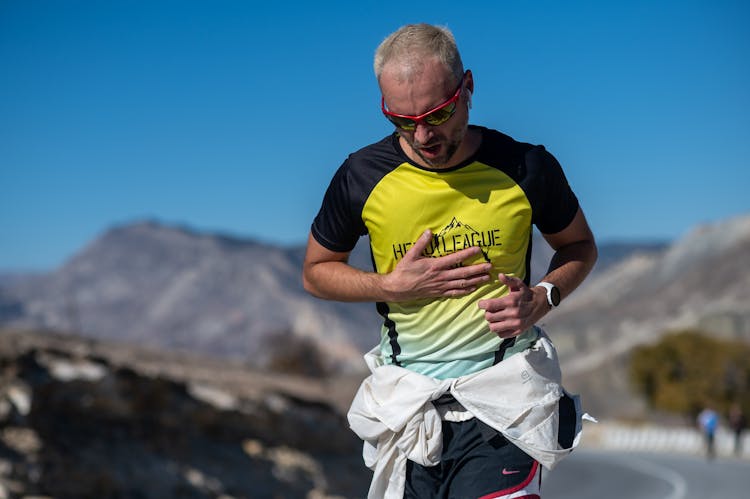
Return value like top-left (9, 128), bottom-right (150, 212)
top-left (536, 281), bottom-right (560, 307)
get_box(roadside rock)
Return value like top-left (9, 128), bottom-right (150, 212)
top-left (0, 330), bottom-right (370, 498)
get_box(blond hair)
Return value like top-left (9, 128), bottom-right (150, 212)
top-left (373, 23), bottom-right (464, 84)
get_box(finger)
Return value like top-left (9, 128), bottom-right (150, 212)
top-left (436, 245), bottom-right (485, 269)
top-left (486, 315), bottom-right (525, 336)
top-left (402, 230), bottom-right (433, 262)
top-left (449, 275), bottom-right (488, 293)
top-left (477, 297), bottom-right (507, 312)
top-left (444, 286), bottom-right (478, 297)
top-left (497, 273), bottom-right (525, 291)
top-left (462, 273), bottom-right (492, 287)
top-left (442, 263), bottom-right (493, 282)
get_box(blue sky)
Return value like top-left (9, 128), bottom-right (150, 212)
top-left (2, 0), bottom-right (749, 271)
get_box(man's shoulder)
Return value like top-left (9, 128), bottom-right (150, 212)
top-left (347, 133), bottom-right (401, 165)
top-left (326, 134), bottom-right (403, 192)
top-left (475, 125), bottom-right (519, 144)
top-left (474, 126), bottom-right (544, 166)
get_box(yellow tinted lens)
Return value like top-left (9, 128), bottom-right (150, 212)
top-left (386, 115), bottom-right (417, 130)
top-left (424, 102), bottom-right (456, 126)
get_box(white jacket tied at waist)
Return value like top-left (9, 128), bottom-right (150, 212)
top-left (347, 330), bottom-right (587, 499)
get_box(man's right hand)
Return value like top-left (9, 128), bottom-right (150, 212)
top-left (381, 229), bottom-right (492, 301)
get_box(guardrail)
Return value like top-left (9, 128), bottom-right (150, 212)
top-left (580, 421), bottom-right (750, 460)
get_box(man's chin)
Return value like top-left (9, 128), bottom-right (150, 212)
top-left (418, 145), bottom-right (460, 168)
top-left (414, 144), bottom-right (446, 165)
top-left (400, 135), bottom-right (458, 168)
top-left (416, 154), bottom-right (447, 168)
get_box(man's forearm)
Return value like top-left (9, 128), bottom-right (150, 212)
top-left (302, 230), bottom-right (492, 303)
top-left (541, 239), bottom-right (598, 301)
top-left (303, 260), bottom-right (388, 302)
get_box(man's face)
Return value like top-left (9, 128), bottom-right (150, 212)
top-left (380, 59), bottom-right (471, 169)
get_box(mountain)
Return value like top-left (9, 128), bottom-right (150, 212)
top-left (546, 214), bottom-right (750, 418)
top-left (0, 220), bottom-right (567, 371)
top-left (0, 221), bottom-right (380, 372)
top-left (551, 214), bottom-right (750, 362)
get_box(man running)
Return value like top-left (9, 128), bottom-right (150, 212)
top-left (303, 23), bottom-right (597, 498)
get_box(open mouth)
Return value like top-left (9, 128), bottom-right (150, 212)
top-left (419, 143), bottom-right (442, 157)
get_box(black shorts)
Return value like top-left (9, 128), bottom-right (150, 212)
top-left (404, 418), bottom-right (541, 499)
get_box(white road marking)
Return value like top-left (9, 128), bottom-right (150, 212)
top-left (613, 455), bottom-right (688, 499)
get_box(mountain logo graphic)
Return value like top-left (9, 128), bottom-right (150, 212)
top-left (432, 217), bottom-right (493, 264)
top-left (390, 218), bottom-right (502, 263)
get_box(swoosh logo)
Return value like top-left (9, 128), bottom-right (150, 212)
top-left (502, 468), bottom-right (521, 475)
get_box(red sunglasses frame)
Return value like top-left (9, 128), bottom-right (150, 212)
top-left (381, 72), bottom-right (468, 130)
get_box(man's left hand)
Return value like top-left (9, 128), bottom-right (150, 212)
top-left (477, 274), bottom-right (548, 338)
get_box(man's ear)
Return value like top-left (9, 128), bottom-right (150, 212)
top-left (464, 69), bottom-right (474, 108)
top-left (465, 69), bottom-right (474, 94)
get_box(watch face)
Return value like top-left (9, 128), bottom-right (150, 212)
top-left (550, 286), bottom-right (561, 306)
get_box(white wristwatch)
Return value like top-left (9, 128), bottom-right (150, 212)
top-left (536, 281), bottom-right (560, 308)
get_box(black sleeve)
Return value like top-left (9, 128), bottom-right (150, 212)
top-left (310, 160), bottom-right (366, 253)
top-left (527, 146), bottom-right (580, 234)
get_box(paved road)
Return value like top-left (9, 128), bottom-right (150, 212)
top-left (542, 450), bottom-right (749, 499)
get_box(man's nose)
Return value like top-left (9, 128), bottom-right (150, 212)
top-left (413, 122), bottom-right (434, 143)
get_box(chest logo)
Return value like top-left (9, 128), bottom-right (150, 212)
top-left (391, 217), bottom-right (502, 264)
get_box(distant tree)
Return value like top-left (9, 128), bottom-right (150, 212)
top-left (629, 329), bottom-right (750, 418)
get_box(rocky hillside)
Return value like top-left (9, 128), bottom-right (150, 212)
top-left (0, 329), bottom-right (370, 498)
top-left (547, 214), bottom-right (750, 418)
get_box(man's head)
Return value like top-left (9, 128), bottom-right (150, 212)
top-left (374, 24), bottom-right (475, 169)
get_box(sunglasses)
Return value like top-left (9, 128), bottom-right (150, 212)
top-left (381, 72), bottom-right (467, 131)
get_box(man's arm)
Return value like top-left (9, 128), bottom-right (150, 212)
top-left (302, 229), bottom-right (493, 302)
top-left (478, 207), bottom-right (597, 338)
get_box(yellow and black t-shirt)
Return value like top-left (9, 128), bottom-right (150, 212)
top-left (311, 126), bottom-right (579, 379)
